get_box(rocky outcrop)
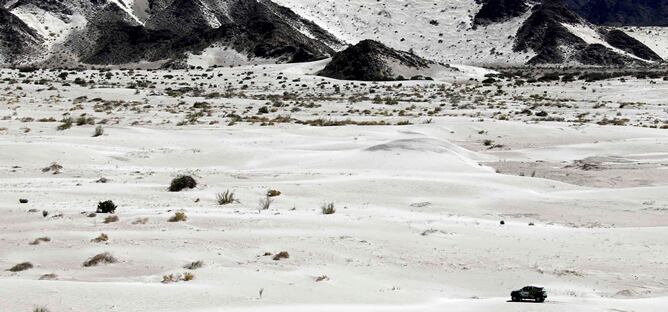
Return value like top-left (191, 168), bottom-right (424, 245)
top-left (318, 40), bottom-right (433, 81)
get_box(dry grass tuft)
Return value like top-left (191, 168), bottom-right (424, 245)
top-left (266, 189), bottom-right (282, 197)
top-left (42, 162), bottom-right (63, 174)
top-left (162, 272), bottom-right (195, 283)
top-left (39, 273), bottom-right (58, 280)
top-left (216, 190), bottom-right (237, 205)
top-left (272, 251), bottom-right (290, 261)
top-left (103, 215), bottom-right (119, 224)
top-left (168, 212), bottom-right (187, 222)
top-left (29, 237), bottom-right (51, 245)
top-left (321, 202), bottom-right (336, 215)
top-left (91, 233), bottom-right (109, 243)
top-left (184, 260), bottom-right (204, 270)
top-left (83, 252), bottom-right (117, 267)
top-left (132, 217), bottom-right (149, 225)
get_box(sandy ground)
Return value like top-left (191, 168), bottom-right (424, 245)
top-left (0, 62), bottom-right (667, 312)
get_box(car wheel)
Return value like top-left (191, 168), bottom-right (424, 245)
top-left (512, 296), bottom-right (519, 302)
top-left (537, 297), bottom-right (544, 303)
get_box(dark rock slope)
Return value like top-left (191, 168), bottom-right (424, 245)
top-left (1, 0), bottom-right (343, 67)
top-left (318, 40), bottom-right (433, 81)
top-left (474, 0), bottom-right (530, 26)
top-left (563, 0), bottom-right (668, 26)
top-left (0, 7), bottom-right (43, 64)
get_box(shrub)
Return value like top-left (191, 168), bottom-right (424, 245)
top-left (169, 175), bottom-right (197, 192)
top-left (91, 233), bottom-right (109, 243)
top-left (266, 189), bottom-right (281, 197)
top-left (96, 200), bottom-right (117, 213)
top-left (39, 273), bottom-right (57, 280)
top-left (184, 260), bottom-right (204, 270)
top-left (57, 117), bottom-right (73, 131)
top-left (103, 215), bottom-right (119, 223)
top-left (29, 237), bottom-right (51, 245)
top-left (162, 272), bottom-right (194, 283)
top-left (19, 198), bottom-right (28, 204)
top-left (93, 125), bottom-right (104, 137)
top-left (216, 190), bottom-right (236, 205)
top-left (321, 202), bottom-right (336, 215)
top-left (83, 252), bottom-right (117, 267)
top-left (168, 212), bottom-right (187, 222)
top-left (42, 162), bottom-right (63, 174)
top-left (7, 262), bottom-right (33, 272)
top-left (132, 218), bottom-right (149, 225)
top-left (33, 306), bottom-right (51, 312)
top-left (272, 251), bottom-right (289, 261)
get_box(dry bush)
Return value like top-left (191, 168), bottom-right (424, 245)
top-left (184, 260), bottom-right (204, 270)
top-left (29, 237), bottom-right (51, 245)
top-left (7, 262), bottom-right (33, 272)
top-left (93, 125), bottom-right (104, 137)
top-left (96, 200), bottom-right (117, 213)
top-left (168, 212), bottom-right (187, 222)
top-left (169, 175), bottom-right (197, 192)
top-left (42, 162), bottom-right (63, 174)
top-left (272, 251), bottom-right (289, 261)
top-left (33, 306), bottom-right (51, 312)
top-left (216, 190), bottom-right (237, 205)
top-left (266, 189), bottom-right (281, 197)
top-left (91, 233), bottom-right (109, 243)
top-left (259, 196), bottom-right (273, 210)
top-left (162, 272), bottom-right (195, 283)
top-left (39, 273), bottom-right (58, 280)
top-left (103, 215), bottom-right (119, 224)
top-left (132, 217), bottom-right (149, 225)
top-left (321, 202), bottom-right (336, 215)
top-left (83, 252), bottom-right (117, 267)
top-left (315, 275), bottom-right (329, 282)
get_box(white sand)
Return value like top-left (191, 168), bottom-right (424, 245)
top-left (0, 63), bottom-right (667, 312)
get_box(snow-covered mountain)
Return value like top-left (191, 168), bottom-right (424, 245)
top-left (0, 0), bottom-right (666, 67)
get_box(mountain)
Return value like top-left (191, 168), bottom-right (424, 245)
top-left (318, 39), bottom-right (436, 81)
top-left (0, 6), bottom-right (43, 64)
top-left (563, 0), bottom-right (668, 26)
top-left (1, 0), bottom-right (666, 68)
top-left (275, 0), bottom-right (666, 67)
top-left (1, 0), bottom-right (343, 67)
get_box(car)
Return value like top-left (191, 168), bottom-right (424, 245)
top-left (511, 286), bottom-right (547, 302)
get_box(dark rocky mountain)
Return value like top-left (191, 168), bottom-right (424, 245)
top-left (473, 0), bottom-right (530, 26)
top-left (1, 0), bottom-right (342, 67)
top-left (510, 0), bottom-right (662, 65)
top-left (563, 0), bottom-right (668, 26)
top-left (601, 29), bottom-right (663, 61)
top-left (319, 40), bottom-right (433, 81)
top-left (0, 7), bottom-right (43, 63)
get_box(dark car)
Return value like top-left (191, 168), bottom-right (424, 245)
top-left (511, 286), bottom-right (547, 302)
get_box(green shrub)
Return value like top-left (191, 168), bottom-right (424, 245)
top-left (169, 175), bottom-right (197, 192)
